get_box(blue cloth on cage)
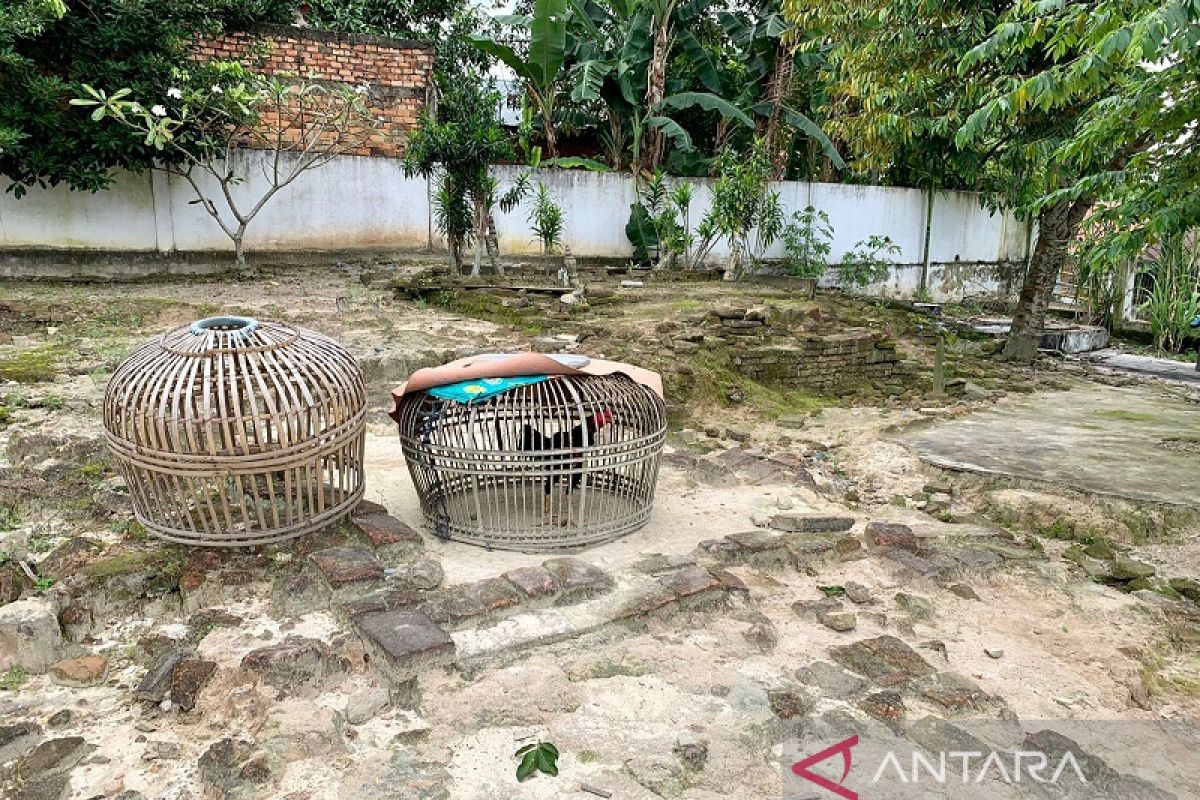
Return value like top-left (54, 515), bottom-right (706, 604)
top-left (426, 375), bottom-right (550, 404)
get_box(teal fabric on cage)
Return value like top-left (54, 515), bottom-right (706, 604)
top-left (426, 375), bottom-right (550, 404)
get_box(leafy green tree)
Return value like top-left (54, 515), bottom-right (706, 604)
top-left (0, 0), bottom-right (66, 156)
top-left (793, 0), bottom-right (1121, 361)
top-left (0, 0), bottom-right (297, 195)
top-left (781, 205), bottom-right (833, 291)
top-left (404, 79), bottom-right (527, 275)
top-left (959, 1), bottom-right (1200, 286)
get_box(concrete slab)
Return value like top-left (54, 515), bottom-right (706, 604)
top-left (1090, 351), bottom-right (1200, 384)
top-left (898, 385), bottom-right (1200, 507)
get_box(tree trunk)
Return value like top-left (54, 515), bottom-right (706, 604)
top-left (485, 212), bottom-right (502, 274)
top-left (641, 10), bottom-right (671, 173)
top-left (760, 41), bottom-right (794, 179)
top-left (1002, 199), bottom-right (1092, 362)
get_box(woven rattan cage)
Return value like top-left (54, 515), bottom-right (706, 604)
top-left (396, 372), bottom-right (666, 552)
top-left (103, 316), bottom-right (366, 547)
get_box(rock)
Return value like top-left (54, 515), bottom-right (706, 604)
top-left (345, 686), bottom-right (391, 724)
top-left (17, 736), bottom-right (91, 780)
top-left (188, 608), bottom-right (242, 637)
top-left (984, 647), bottom-right (1004, 659)
top-left (542, 558), bottom-right (614, 603)
top-left (36, 537), bottom-right (102, 579)
top-left (1110, 556), bottom-right (1156, 581)
top-left (0, 721), bottom-right (42, 764)
top-left (860, 690), bottom-right (906, 721)
top-left (919, 640), bottom-right (949, 662)
top-left (0, 564), bottom-right (28, 604)
top-left (914, 672), bottom-right (991, 712)
top-left (241, 639), bottom-right (345, 690)
top-left (0, 598), bottom-right (64, 672)
top-left (743, 616), bottom-right (778, 653)
top-left (818, 610), bottom-right (857, 632)
top-left (353, 609), bottom-right (455, 682)
top-left (769, 513), bottom-right (855, 533)
top-left (197, 738), bottom-right (253, 792)
top-left (134, 650), bottom-right (186, 703)
top-left (947, 583), bottom-right (980, 601)
top-left (502, 565), bottom-right (558, 599)
top-left (795, 661), bottom-right (868, 698)
top-left (894, 592), bottom-right (935, 621)
top-left (91, 475), bottom-right (129, 517)
top-left (725, 428), bottom-right (751, 443)
top-left (674, 733), bottom-right (708, 770)
top-left (48, 655), bottom-right (106, 687)
top-left (45, 711), bottom-right (70, 728)
top-left (660, 566), bottom-right (721, 600)
top-left (829, 635), bottom-right (935, 686)
top-left (351, 514), bottom-right (424, 560)
top-left (842, 581), bottom-right (872, 604)
top-left (239, 755), bottom-right (272, 784)
top-left (309, 547), bottom-right (385, 590)
top-left (387, 558), bottom-right (444, 591)
top-left (767, 689), bottom-right (810, 719)
top-left (1168, 577), bottom-right (1200, 603)
top-left (341, 588), bottom-right (422, 618)
top-left (865, 521), bottom-right (918, 551)
top-left (170, 659), bottom-right (217, 711)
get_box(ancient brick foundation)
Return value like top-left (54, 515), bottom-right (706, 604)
top-left (702, 307), bottom-right (910, 392)
top-left (193, 24), bottom-right (434, 157)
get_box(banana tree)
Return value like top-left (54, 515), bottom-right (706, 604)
top-left (565, 0), bottom-right (735, 173)
top-left (717, 0), bottom-right (842, 178)
top-left (469, 0), bottom-right (568, 158)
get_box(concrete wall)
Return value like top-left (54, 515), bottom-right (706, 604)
top-left (0, 152), bottom-right (1030, 299)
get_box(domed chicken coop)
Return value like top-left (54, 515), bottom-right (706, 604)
top-left (103, 316), bottom-right (366, 547)
top-left (391, 354), bottom-right (666, 552)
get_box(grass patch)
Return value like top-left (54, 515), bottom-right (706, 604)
top-left (425, 290), bottom-right (551, 336)
top-left (1094, 409), bottom-right (1159, 423)
top-left (0, 345), bottom-right (68, 383)
top-left (0, 667), bottom-right (29, 692)
top-left (688, 349), bottom-right (826, 420)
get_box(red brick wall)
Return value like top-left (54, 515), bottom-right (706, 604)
top-left (193, 24), bottom-right (434, 158)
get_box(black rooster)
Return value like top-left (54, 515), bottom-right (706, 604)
top-left (518, 409), bottom-right (614, 525)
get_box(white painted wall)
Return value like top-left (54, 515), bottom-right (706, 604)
top-left (0, 151), bottom-right (1030, 281)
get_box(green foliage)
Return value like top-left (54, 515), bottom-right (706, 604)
top-left (33, 577), bottom-right (54, 592)
top-left (837, 235), bottom-right (899, 288)
top-left (0, 667), bottom-right (29, 692)
top-left (697, 140), bottom-right (781, 276)
top-left (817, 585), bottom-right (846, 597)
top-left (956, 0), bottom-right (1200, 262)
top-left (515, 741), bottom-right (560, 781)
top-left (1139, 235), bottom-right (1200, 353)
top-left (782, 206), bottom-right (832, 280)
top-left (0, 506), bottom-right (18, 531)
top-left (0, 0), bottom-right (282, 194)
top-left (529, 183), bottom-right (565, 256)
top-left (626, 171), bottom-right (693, 266)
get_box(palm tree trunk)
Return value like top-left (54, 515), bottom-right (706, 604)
top-left (760, 41), bottom-right (794, 179)
top-left (1002, 199), bottom-right (1093, 362)
top-left (641, 7), bottom-right (672, 173)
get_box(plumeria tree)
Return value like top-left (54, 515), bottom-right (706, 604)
top-left (73, 67), bottom-right (382, 270)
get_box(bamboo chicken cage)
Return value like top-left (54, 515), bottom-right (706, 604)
top-left (103, 316), bottom-right (366, 547)
top-left (395, 372), bottom-right (666, 552)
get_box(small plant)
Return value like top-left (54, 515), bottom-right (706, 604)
top-left (528, 183), bottom-right (565, 264)
top-left (33, 577), bottom-right (54, 592)
top-left (817, 585), bottom-right (846, 597)
top-left (1139, 234), bottom-right (1200, 352)
top-left (0, 506), bottom-right (18, 531)
top-left (515, 741), bottom-right (559, 781)
top-left (695, 140), bottom-right (783, 278)
top-left (838, 235), bottom-right (901, 288)
top-left (913, 284), bottom-right (934, 304)
top-left (782, 206), bottom-right (834, 296)
top-left (0, 667), bottom-right (29, 692)
top-left (626, 171), bottom-right (695, 269)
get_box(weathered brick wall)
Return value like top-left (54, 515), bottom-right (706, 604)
top-left (699, 307), bottom-right (909, 392)
top-left (193, 24), bottom-right (434, 157)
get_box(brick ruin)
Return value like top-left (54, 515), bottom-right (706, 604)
top-left (193, 24), bottom-right (434, 158)
top-left (704, 307), bottom-right (910, 393)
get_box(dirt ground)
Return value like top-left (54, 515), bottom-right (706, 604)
top-left (1, 263), bottom-right (1198, 800)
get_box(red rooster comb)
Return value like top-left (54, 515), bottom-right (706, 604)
top-left (592, 409), bottom-right (615, 427)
